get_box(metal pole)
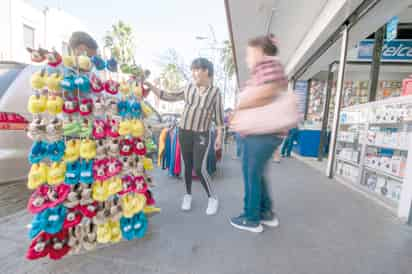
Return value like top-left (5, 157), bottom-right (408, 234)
top-left (327, 25), bottom-right (349, 178)
top-left (318, 62), bottom-right (335, 161)
top-left (368, 26), bottom-right (385, 102)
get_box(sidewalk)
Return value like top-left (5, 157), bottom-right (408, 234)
top-left (0, 157), bottom-right (411, 274)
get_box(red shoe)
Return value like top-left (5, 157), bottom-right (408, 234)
top-left (120, 138), bottom-right (134, 156)
top-left (106, 118), bottom-right (120, 138)
top-left (119, 175), bottom-right (136, 195)
top-left (79, 201), bottom-right (98, 218)
top-left (63, 208), bottom-right (83, 229)
top-left (90, 73), bottom-right (104, 93)
top-left (134, 176), bottom-right (148, 194)
top-left (93, 158), bottom-right (109, 181)
top-left (104, 80), bottom-right (119, 95)
top-left (48, 229), bottom-right (70, 260)
top-left (26, 232), bottom-right (51, 260)
top-left (106, 158), bottom-right (123, 178)
top-left (27, 185), bottom-right (50, 214)
top-left (133, 138), bottom-right (147, 156)
top-left (49, 184), bottom-right (71, 208)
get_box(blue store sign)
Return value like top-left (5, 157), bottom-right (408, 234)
top-left (358, 39), bottom-right (412, 61)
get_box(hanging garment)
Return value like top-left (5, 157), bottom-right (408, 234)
top-left (162, 131), bottom-right (171, 170)
top-left (158, 128), bottom-right (169, 166)
top-left (174, 132), bottom-right (182, 176)
top-left (168, 127), bottom-right (178, 177)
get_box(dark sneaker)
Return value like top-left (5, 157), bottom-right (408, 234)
top-left (260, 211), bottom-right (280, 227)
top-left (230, 216), bottom-right (263, 233)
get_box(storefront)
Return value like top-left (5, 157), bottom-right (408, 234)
top-left (291, 1), bottom-right (412, 222)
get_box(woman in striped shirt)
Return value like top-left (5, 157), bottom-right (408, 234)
top-left (146, 58), bottom-right (224, 215)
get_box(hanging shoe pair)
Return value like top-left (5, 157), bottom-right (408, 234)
top-left (62, 55), bottom-right (92, 72)
top-left (120, 193), bottom-right (146, 218)
top-left (29, 204), bottom-right (67, 239)
top-left (29, 139), bottom-right (65, 164)
top-left (26, 229), bottom-right (70, 260)
top-left (65, 159), bottom-right (94, 185)
top-left (96, 220), bottom-right (122, 244)
top-left (91, 55), bottom-right (118, 72)
top-left (27, 184), bottom-right (70, 214)
top-left (28, 93), bottom-right (64, 115)
top-left (120, 212), bottom-right (148, 241)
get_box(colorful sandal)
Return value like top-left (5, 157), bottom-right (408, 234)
top-left (47, 117), bottom-right (64, 142)
top-left (117, 100), bottom-right (130, 118)
top-left (107, 138), bottom-right (120, 158)
top-left (119, 216), bottom-right (134, 241)
top-left (93, 158), bottom-right (108, 181)
top-left (91, 55), bottom-right (105, 71)
top-left (92, 180), bottom-right (109, 202)
top-left (29, 140), bottom-right (48, 164)
top-left (46, 50), bottom-right (62, 67)
top-left (27, 118), bottom-right (47, 141)
top-left (107, 177), bottom-right (122, 196)
top-left (28, 162), bottom-right (48, 190)
top-left (130, 119), bottom-right (145, 138)
top-left (30, 70), bottom-right (47, 90)
top-left (82, 220), bottom-right (97, 251)
top-left (132, 212), bottom-right (148, 239)
top-left (130, 101), bottom-right (142, 119)
top-left (106, 158), bottom-right (122, 178)
top-left (90, 73), bottom-right (104, 93)
top-left (106, 98), bottom-right (118, 116)
top-left (96, 222), bottom-right (112, 244)
top-left (60, 74), bottom-right (76, 92)
top-left (75, 75), bottom-right (90, 93)
top-left (104, 79), bottom-right (119, 95)
top-left (93, 119), bottom-right (107, 139)
top-left (80, 139), bottom-right (96, 160)
top-left (47, 161), bottom-right (66, 185)
top-left (79, 98), bottom-right (93, 116)
top-left (48, 229), bottom-right (70, 260)
top-left (133, 138), bottom-right (146, 155)
top-left (109, 220), bottom-right (122, 243)
top-left (79, 159), bottom-right (94, 184)
top-left (26, 232), bottom-right (51, 260)
top-left (63, 208), bottom-right (83, 229)
top-left (65, 161), bottom-right (80, 185)
top-left (28, 94), bottom-right (47, 114)
top-left (64, 139), bottom-right (81, 163)
top-left (63, 97), bottom-right (79, 114)
top-left (46, 95), bottom-right (64, 115)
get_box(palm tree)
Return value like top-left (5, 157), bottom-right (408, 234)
top-left (220, 40), bottom-right (235, 80)
top-left (103, 20), bottom-right (136, 66)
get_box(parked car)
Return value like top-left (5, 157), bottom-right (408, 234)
top-left (0, 61), bottom-right (33, 183)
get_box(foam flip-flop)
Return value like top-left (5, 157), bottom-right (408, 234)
top-left (134, 176), bottom-right (148, 194)
top-left (47, 161), bottom-right (66, 185)
top-left (47, 117), bottom-right (64, 142)
top-left (104, 79), bottom-right (119, 95)
top-left (118, 120), bottom-right (132, 136)
top-left (119, 216), bottom-right (134, 241)
top-left (91, 55), bottom-right (105, 71)
top-left (96, 139), bottom-right (107, 159)
top-left (29, 140), bottom-right (48, 164)
top-left (30, 70), bottom-right (47, 90)
top-left (142, 157), bottom-right (154, 171)
top-left (48, 139), bottom-right (65, 162)
top-left (92, 180), bottom-right (110, 202)
top-left (28, 94), bottom-right (47, 114)
top-left (79, 120), bottom-right (93, 138)
top-left (93, 158), bottom-right (108, 181)
top-left (105, 98), bottom-right (118, 116)
top-left (106, 118), bottom-right (120, 138)
top-left (63, 97), bottom-right (79, 114)
top-left (130, 119), bottom-right (145, 138)
top-left (106, 58), bottom-right (118, 72)
top-left (109, 198), bottom-right (123, 221)
top-left (48, 229), bottom-right (70, 260)
top-left (96, 222), bottom-right (111, 244)
top-left (107, 177), bottom-right (122, 196)
top-left (67, 226), bottom-right (82, 255)
top-left (94, 97), bottom-right (106, 117)
top-left (132, 212), bottom-right (148, 239)
top-left (65, 161), bottom-right (80, 185)
top-left (47, 95), bottom-right (64, 115)
top-left (27, 118), bottom-right (46, 141)
top-left (107, 139), bottom-right (120, 158)
top-left (109, 220), bottom-right (122, 243)
top-left (48, 184), bottom-right (71, 208)
top-left (119, 80), bottom-right (130, 96)
top-left (26, 231), bottom-right (51, 260)
top-left (80, 139), bottom-right (96, 160)
top-left (60, 75), bottom-right (76, 92)
top-left (27, 185), bottom-right (50, 214)
top-left (79, 184), bottom-right (94, 206)
top-left (90, 73), bottom-right (104, 93)
top-left (79, 98), bottom-right (93, 116)
top-left (82, 220), bottom-right (97, 251)
top-left (63, 120), bottom-right (81, 137)
top-left (75, 75), bottom-right (90, 93)
top-left (28, 162), bottom-right (48, 190)
top-left (64, 139), bottom-right (81, 163)
top-left (46, 73), bottom-right (63, 92)
top-left (133, 138), bottom-right (146, 156)
top-left (78, 56), bottom-right (92, 72)
top-left (43, 204), bottom-right (67, 235)
top-left (93, 201), bottom-right (110, 225)
top-left (63, 184), bottom-right (81, 208)
top-left (93, 119), bottom-right (107, 139)
top-left (130, 101), bottom-right (142, 119)
top-left (121, 193), bottom-right (146, 218)
top-left (106, 158), bottom-right (122, 178)
top-left (119, 138), bottom-right (134, 156)
top-left (121, 156), bottom-right (134, 175)
top-left (78, 201), bottom-right (98, 218)
top-left (63, 208), bottom-right (83, 229)
top-left (118, 175), bottom-right (135, 196)
top-left (27, 47), bottom-right (48, 63)
top-left (79, 159), bottom-right (94, 184)
top-left (117, 100), bottom-right (130, 118)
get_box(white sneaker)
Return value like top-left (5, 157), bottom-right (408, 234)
top-left (181, 194), bottom-right (192, 211)
top-left (206, 197), bottom-right (219, 215)
top-left (261, 217), bottom-right (280, 227)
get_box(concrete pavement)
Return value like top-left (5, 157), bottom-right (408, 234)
top-left (0, 157), bottom-right (412, 274)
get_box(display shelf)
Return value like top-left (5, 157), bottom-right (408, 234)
top-left (336, 157), bottom-right (359, 167)
top-left (366, 143), bottom-right (408, 151)
top-left (335, 174), bottom-right (398, 212)
top-left (364, 166), bottom-right (403, 182)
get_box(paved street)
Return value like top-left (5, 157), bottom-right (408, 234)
top-left (0, 157), bottom-right (412, 274)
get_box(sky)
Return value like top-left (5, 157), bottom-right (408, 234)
top-left (31, 0), bottom-right (230, 77)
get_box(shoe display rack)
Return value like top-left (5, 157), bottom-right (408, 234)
top-left (25, 47), bottom-right (160, 260)
top-left (335, 95), bottom-right (412, 218)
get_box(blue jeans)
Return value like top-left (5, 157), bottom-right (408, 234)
top-left (241, 134), bottom-right (283, 222)
top-left (234, 133), bottom-right (243, 157)
top-left (281, 128), bottom-right (298, 157)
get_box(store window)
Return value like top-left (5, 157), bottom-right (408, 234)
top-left (23, 24), bottom-right (35, 48)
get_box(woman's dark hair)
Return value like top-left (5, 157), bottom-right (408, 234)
top-left (191, 57), bottom-right (214, 77)
top-left (248, 34), bottom-right (278, 56)
top-left (69, 31), bottom-right (98, 51)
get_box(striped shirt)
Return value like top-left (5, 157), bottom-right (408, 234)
top-left (247, 56), bottom-right (288, 87)
top-left (160, 83), bottom-right (224, 132)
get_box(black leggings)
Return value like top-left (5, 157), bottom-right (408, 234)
top-left (178, 129), bottom-right (213, 197)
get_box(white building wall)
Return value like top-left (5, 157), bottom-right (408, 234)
top-left (0, 0), bottom-right (87, 64)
